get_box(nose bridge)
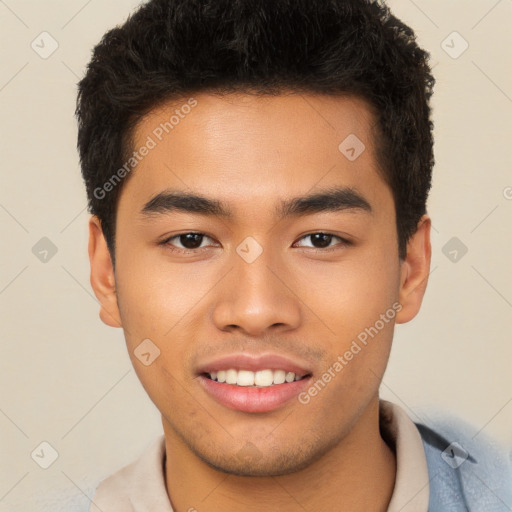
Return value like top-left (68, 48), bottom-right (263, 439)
top-left (212, 238), bottom-right (301, 335)
top-left (234, 245), bottom-right (279, 305)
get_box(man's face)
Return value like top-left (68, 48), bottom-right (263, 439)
top-left (104, 93), bottom-right (407, 475)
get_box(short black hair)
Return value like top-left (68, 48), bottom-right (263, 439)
top-left (76, 0), bottom-right (435, 266)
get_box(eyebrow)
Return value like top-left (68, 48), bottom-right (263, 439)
top-left (139, 185), bottom-right (372, 220)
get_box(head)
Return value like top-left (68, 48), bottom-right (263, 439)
top-left (79, 0), bottom-right (433, 476)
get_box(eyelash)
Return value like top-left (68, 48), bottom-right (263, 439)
top-left (159, 232), bottom-right (352, 254)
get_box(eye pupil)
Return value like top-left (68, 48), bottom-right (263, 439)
top-left (311, 233), bottom-right (332, 248)
top-left (180, 233), bottom-right (203, 249)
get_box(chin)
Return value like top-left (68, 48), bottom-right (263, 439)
top-left (194, 439), bottom-right (332, 477)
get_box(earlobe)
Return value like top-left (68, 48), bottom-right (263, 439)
top-left (395, 215), bottom-right (432, 324)
top-left (88, 215), bottom-right (123, 328)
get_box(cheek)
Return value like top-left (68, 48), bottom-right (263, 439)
top-left (291, 247), bottom-right (400, 340)
top-left (296, 305), bottom-right (396, 432)
top-left (115, 246), bottom-right (215, 339)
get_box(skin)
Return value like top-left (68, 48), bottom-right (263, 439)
top-left (88, 92), bottom-right (431, 512)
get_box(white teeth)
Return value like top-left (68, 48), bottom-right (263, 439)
top-left (273, 370), bottom-right (286, 385)
top-left (254, 369), bottom-right (274, 386)
top-left (207, 369), bottom-right (307, 387)
top-left (237, 370), bottom-right (255, 386)
top-left (226, 369), bottom-right (237, 384)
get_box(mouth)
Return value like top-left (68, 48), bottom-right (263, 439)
top-left (198, 356), bottom-right (312, 413)
top-left (196, 352), bottom-right (313, 413)
top-left (202, 368), bottom-right (310, 387)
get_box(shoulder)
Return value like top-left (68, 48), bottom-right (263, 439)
top-left (88, 434), bottom-right (171, 512)
top-left (46, 435), bottom-right (167, 512)
top-left (38, 479), bottom-right (101, 512)
top-left (414, 411), bottom-right (512, 511)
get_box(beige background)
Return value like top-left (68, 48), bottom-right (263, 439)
top-left (1, 0), bottom-right (511, 510)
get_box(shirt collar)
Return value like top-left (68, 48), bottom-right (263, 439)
top-left (380, 399), bottom-right (430, 512)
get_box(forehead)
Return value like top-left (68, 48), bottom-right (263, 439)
top-left (118, 92), bottom-right (390, 219)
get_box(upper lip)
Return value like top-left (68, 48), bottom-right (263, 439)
top-left (196, 353), bottom-right (313, 377)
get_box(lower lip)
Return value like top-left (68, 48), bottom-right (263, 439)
top-left (198, 375), bottom-right (311, 413)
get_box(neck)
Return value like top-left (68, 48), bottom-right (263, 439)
top-left (163, 397), bottom-right (396, 512)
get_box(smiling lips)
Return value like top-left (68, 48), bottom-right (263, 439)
top-left (196, 353), bottom-right (313, 413)
top-left (208, 368), bottom-right (304, 387)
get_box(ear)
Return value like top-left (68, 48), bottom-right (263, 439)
top-left (88, 215), bottom-right (123, 328)
top-left (395, 214), bottom-right (432, 324)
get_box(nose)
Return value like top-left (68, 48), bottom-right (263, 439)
top-left (212, 246), bottom-right (302, 337)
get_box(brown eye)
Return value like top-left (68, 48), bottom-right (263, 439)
top-left (161, 232), bottom-right (215, 252)
top-left (294, 232), bottom-right (348, 250)
top-left (309, 233), bottom-right (333, 248)
top-left (177, 233), bottom-right (205, 249)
